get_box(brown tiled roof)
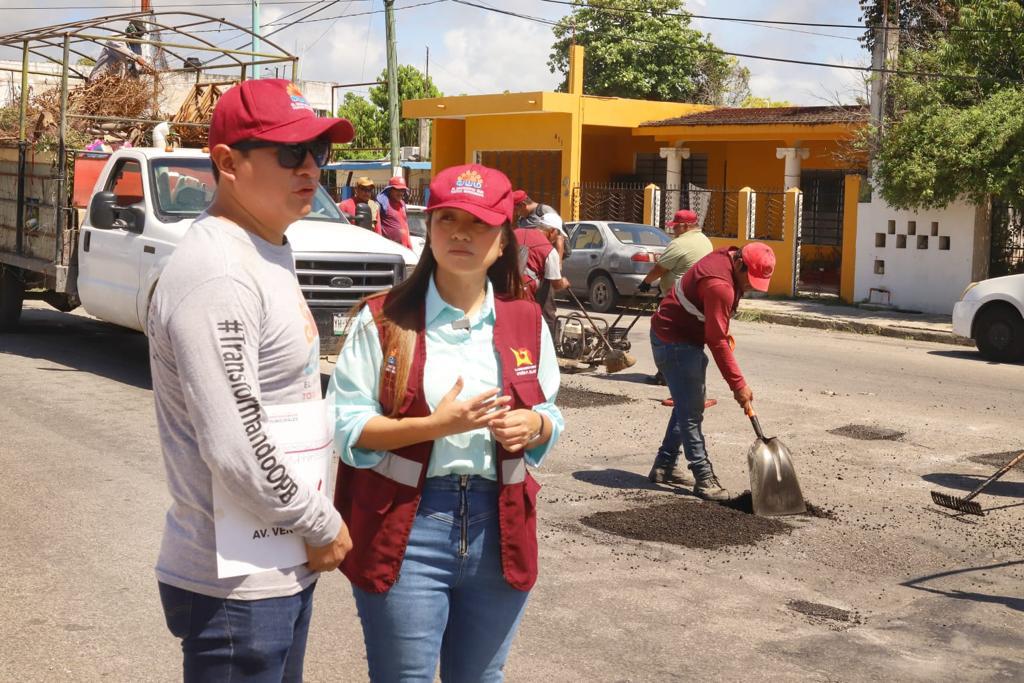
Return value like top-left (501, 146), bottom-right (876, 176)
top-left (640, 105), bottom-right (868, 128)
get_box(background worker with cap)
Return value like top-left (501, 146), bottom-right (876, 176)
top-left (647, 242), bottom-right (776, 501)
top-left (638, 209), bottom-right (712, 297)
top-left (515, 211), bottom-right (570, 336)
top-left (639, 209), bottom-right (713, 387)
top-left (148, 79), bottom-right (354, 679)
top-left (338, 176), bottom-right (382, 234)
top-left (377, 175), bottom-right (412, 249)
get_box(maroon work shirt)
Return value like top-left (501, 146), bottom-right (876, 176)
top-left (651, 246), bottom-right (746, 391)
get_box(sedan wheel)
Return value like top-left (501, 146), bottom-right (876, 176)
top-left (588, 274), bottom-right (618, 314)
top-left (975, 305), bottom-right (1024, 362)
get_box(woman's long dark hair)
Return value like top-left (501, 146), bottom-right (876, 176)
top-left (363, 215), bottom-right (524, 415)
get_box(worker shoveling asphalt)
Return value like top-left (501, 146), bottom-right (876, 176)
top-left (645, 242), bottom-right (778, 501)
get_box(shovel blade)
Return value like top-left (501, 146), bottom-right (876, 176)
top-left (747, 437), bottom-right (806, 516)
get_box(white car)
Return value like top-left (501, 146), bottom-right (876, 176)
top-left (952, 273), bottom-right (1024, 362)
top-left (407, 204), bottom-right (427, 257)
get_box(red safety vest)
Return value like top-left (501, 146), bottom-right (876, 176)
top-left (514, 227), bottom-right (554, 299)
top-left (334, 292), bottom-right (546, 593)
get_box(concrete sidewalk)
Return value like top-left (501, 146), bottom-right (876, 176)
top-left (736, 297), bottom-right (970, 347)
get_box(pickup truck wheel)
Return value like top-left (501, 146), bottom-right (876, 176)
top-left (975, 304), bottom-right (1024, 362)
top-left (0, 267), bottom-right (25, 331)
top-left (588, 274), bottom-right (619, 314)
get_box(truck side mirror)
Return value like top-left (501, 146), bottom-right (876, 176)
top-left (122, 205), bottom-right (146, 235)
top-left (89, 191), bottom-right (118, 230)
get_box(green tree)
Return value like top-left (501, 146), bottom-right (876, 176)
top-left (857, 0), bottom-right (958, 52)
top-left (334, 64), bottom-right (441, 160)
top-left (871, 0), bottom-right (1024, 210)
top-left (547, 0), bottom-right (749, 104)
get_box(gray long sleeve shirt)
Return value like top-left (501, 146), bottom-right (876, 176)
top-left (149, 213), bottom-right (342, 600)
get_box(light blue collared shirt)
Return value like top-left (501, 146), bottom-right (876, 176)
top-left (327, 277), bottom-right (563, 479)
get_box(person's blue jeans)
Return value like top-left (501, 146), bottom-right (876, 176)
top-left (352, 475), bottom-right (530, 683)
top-left (650, 328), bottom-right (713, 478)
top-left (158, 581), bottom-right (315, 683)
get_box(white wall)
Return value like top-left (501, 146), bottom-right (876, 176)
top-left (854, 190), bottom-right (977, 314)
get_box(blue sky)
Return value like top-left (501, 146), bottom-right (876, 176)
top-left (0, 1), bottom-right (870, 105)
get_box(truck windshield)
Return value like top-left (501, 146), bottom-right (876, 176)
top-left (150, 158), bottom-right (347, 223)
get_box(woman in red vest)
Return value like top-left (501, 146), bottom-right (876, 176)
top-left (328, 163), bottom-right (564, 682)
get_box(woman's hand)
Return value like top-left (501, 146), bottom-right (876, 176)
top-left (490, 409), bottom-right (543, 453)
top-left (431, 377), bottom-right (511, 438)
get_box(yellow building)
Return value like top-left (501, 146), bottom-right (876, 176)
top-left (403, 46), bottom-right (868, 299)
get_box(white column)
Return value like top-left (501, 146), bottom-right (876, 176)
top-left (776, 146), bottom-right (810, 190)
top-left (659, 146), bottom-right (690, 213)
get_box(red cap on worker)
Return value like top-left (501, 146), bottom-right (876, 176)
top-left (208, 79), bottom-right (355, 148)
top-left (667, 209), bottom-right (699, 227)
top-left (386, 175), bottom-right (408, 191)
top-left (511, 189), bottom-right (529, 205)
top-left (741, 242), bottom-right (776, 292)
top-left (427, 164), bottom-right (514, 227)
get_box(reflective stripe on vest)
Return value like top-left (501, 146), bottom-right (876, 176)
top-left (502, 457), bottom-right (526, 485)
top-left (372, 452), bottom-right (423, 488)
top-left (673, 277), bottom-right (706, 322)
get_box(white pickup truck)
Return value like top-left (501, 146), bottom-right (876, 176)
top-left (0, 146), bottom-right (416, 354)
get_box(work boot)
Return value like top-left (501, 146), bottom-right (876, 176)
top-left (693, 471), bottom-right (730, 501)
top-left (648, 462), bottom-right (695, 486)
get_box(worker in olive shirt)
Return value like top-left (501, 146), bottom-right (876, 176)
top-left (638, 209), bottom-right (712, 297)
top-left (639, 209), bottom-right (713, 388)
top-left (646, 243), bottom-right (776, 500)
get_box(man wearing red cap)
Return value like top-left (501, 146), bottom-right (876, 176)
top-left (377, 175), bottom-right (412, 249)
top-left (148, 79), bottom-right (353, 680)
top-left (647, 242), bottom-right (776, 501)
top-left (638, 209), bottom-right (712, 297)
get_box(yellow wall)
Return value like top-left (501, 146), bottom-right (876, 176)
top-left (840, 174), bottom-right (861, 303)
top-left (432, 119), bottom-right (466, 174)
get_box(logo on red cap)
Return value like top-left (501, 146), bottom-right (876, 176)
top-left (286, 83), bottom-right (313, 113)
top-left (453, 169), bottom-right (485, 198)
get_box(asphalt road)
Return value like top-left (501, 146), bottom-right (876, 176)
top-left (2, 302), bottom-right (1022, 682)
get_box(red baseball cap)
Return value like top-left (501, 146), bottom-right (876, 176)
top-left (427, 164), bottom-right (513, 227)
top-left (208, 79), bottom-right (355, 148)
top-left (667, 209), bottom-right (699, 227)
top-left (511, 189), bottom-right (529, 205)
top-left (386, 176), bottom-right (408, 191)
top-left (741, 242), bottom-right (776, 292)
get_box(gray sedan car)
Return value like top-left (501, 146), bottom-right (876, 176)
top-left (563, 221), bottom-right (671, 313)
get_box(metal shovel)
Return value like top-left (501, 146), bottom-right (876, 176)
top-left (746, 408), bottom-right (806, 516)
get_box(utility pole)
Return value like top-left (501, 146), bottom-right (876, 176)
top-left (418, 46), bottom-right (430, 160)
top-left (384, 0), bottom-right (401, 177)
top-left (252, 0), bottom-right (261, 79)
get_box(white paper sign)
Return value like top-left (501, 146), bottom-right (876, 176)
top-left (213, 399), bottom-right (333, 578)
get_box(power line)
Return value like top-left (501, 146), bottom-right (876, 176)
top-left (0, 0), bottom-right (368, 9)
top-left (534, 0), bottom-right (1024, 35)
top-left (451, 0), bottom-right (1024, 84)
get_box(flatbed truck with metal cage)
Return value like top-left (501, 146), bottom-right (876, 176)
top-left (0, 12), bottom-right (416, 354)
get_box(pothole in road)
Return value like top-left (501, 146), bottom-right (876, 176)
top-left (787, 600), bottom-right (863, 630)
top-left (723, 491), bottom-right (839, 520)
top-left (968, 451), bottom-right (1024, 470)
top-left (828, 424), bottom-right (905, 441)
top-left (580, 498), bottom-right (792, 549)
top-left (556, 386), bottom-right (634, 409)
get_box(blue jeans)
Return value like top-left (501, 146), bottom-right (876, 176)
top-left (650, 329), bottom-right (713, 478)
top-left (352, 475), bottom-right (530, 683)
top-left (158, 581), bottom-right (315, 683)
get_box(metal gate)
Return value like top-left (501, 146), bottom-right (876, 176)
top-left (990, 199), bottom-right (1024, 277)
top-left (477, 150), bottom-right (561, 210)
top-left (800, 171), bottom-right (845, 246)
top-left (572, 182), bottom-right (646, 222)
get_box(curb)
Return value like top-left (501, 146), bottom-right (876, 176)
top-left (734, 310), bottom-right (973, 347)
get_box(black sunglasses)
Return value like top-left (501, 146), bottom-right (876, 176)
top-left (231, 137), bottom-right (331, 169)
